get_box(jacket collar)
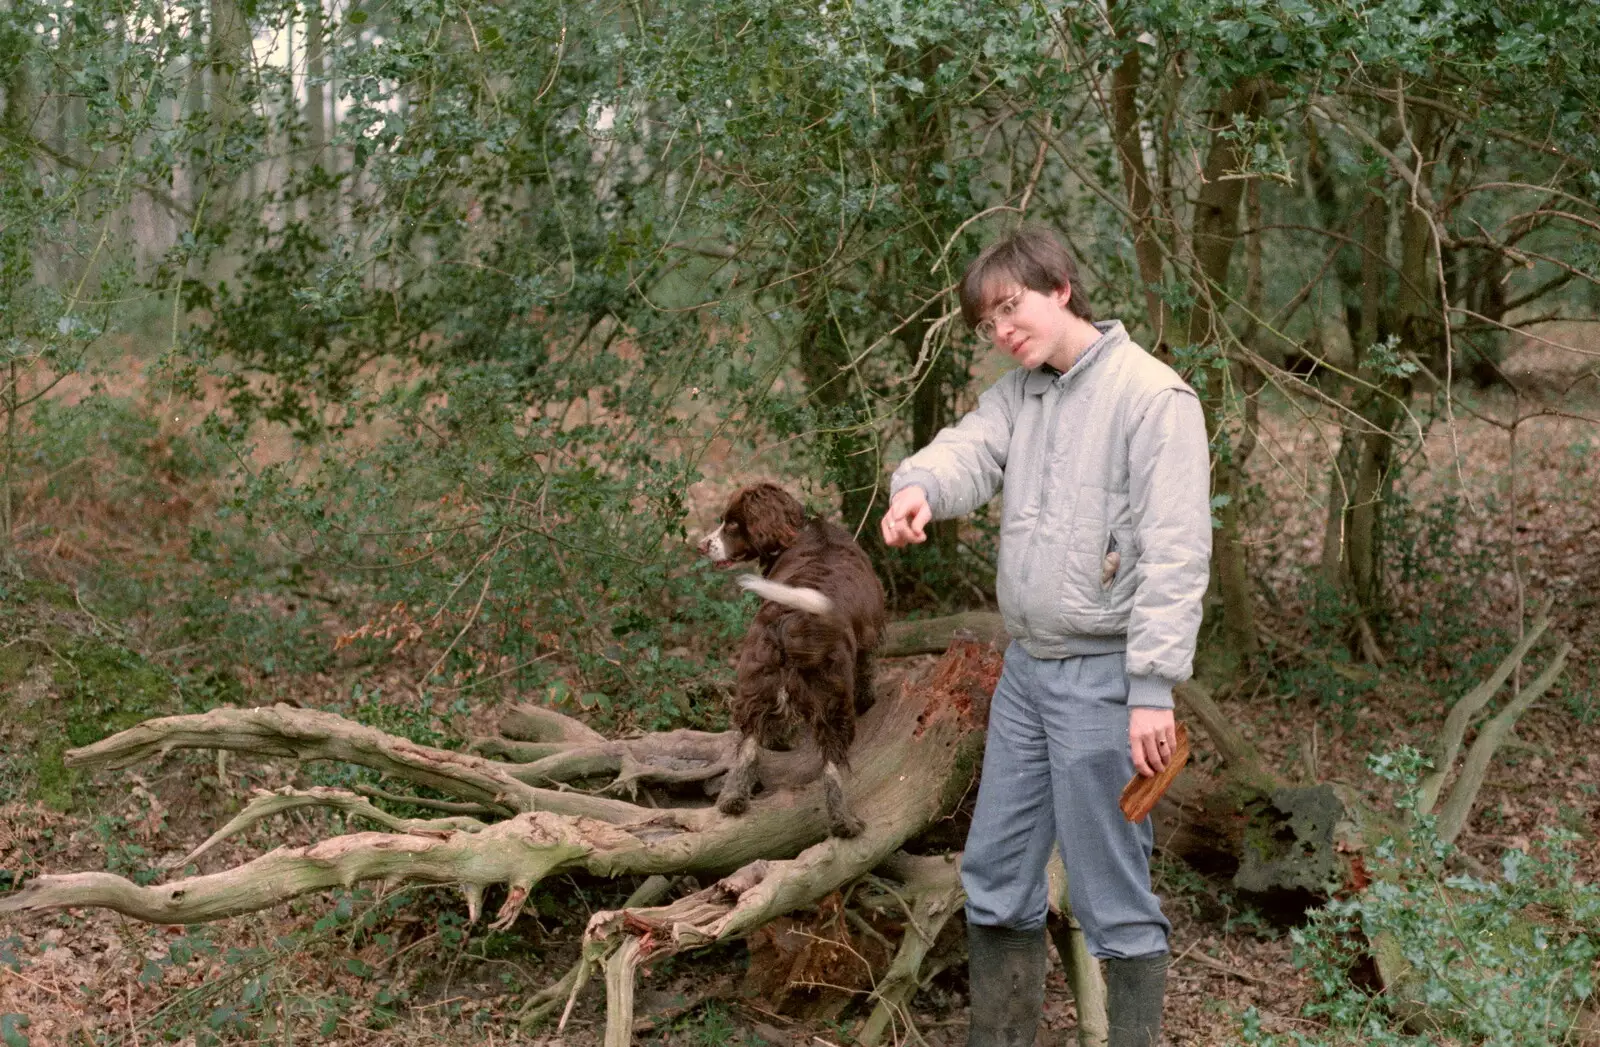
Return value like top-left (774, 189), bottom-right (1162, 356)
top-left (1022, 320), bottom-right (1128, 395)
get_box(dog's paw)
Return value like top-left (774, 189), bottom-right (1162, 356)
top-left (717, 793), bottom-right (750, 817)
top-left (829, 812), bottom-right (865, 839)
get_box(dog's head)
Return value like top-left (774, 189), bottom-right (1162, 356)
top-left (697, 483), bottom-right (806, 566)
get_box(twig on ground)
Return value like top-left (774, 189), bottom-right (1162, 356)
top-left (1176, 947), bottom-right (1270, 986)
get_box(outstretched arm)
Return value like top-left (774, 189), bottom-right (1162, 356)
top-left (887, 372), bottom-right (1020, 523)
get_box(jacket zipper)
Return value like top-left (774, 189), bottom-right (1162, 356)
top-left (1019, 380), bottom-right (1064, 636)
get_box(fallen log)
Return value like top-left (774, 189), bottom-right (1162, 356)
top-left (0, 636), bottom-right (1002, 1044)
top-left (883, 611), bottom-right (1010, 656)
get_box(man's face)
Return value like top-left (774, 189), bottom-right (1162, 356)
top-left (976, 282), bottom-right (1076, 370)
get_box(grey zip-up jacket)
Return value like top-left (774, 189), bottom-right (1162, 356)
top-left (890, 321), bottom-right (1211, 708)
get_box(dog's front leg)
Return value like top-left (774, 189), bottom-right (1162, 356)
top-left (716, 733), bottom-right (761, 816)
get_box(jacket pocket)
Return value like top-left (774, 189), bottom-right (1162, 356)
top-left (1098, 532), bottom-right (1122, 598)
top-left (1098, 525), bottom-right (1141, 610)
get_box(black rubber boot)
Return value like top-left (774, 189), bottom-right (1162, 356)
top-left (1105, 952), bottom-right (1168, 1047)
top-left (965, 923), bottom-right (1048, 1047)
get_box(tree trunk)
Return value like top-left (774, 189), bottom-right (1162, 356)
top-left (0, 61), bottom-right (29, 572)
top-left (1189, 80), bottom-right (1268, 661)
top-left (1108, 0), bottom-right (1170, 347)
top-left (205, 0), bottom-right (250, 220)
top-left (1346, 114), bottom-right (1435, 628)
top-left (1318, 184), bottom-right (1387, 594)
top-left (307, 1), bottom-right (327, 152)
top-left (303, 0), bottom-right (328, 187)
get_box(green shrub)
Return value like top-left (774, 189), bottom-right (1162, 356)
top-left (0, 583), bottom-right (182, 808)
top-left (207, 361), bottom-right (753, 729)
top-left (1241, 748), bottom-right (1598, 1047)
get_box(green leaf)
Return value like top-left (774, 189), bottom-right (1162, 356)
top-left (0, 1014), bottom-right (30, 1047)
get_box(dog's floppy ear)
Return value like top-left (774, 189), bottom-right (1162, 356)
top-left (732, 483), bottom-right (804, 557)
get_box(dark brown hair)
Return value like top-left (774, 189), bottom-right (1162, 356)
top-left (959, 226), bottom-right (1094, 327)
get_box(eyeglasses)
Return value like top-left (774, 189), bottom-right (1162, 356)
top-left (974, 289), bottom-right (1026, 342)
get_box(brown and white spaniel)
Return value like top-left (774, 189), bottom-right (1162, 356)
top-left (697, 483), bottom-right (886, 838)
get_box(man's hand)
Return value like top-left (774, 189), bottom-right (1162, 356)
top-left (1129, 706), bottom-right (1177, 778)
top-left (880, 486), bottom-right (932, 547)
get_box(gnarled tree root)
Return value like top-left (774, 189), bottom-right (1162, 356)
top-left (539, 641), bottom-right (1002, 1043)
top-left (1, 639), bottom-right (1001, 1047)
top-left (854, 853), bottom-right (967, 1047)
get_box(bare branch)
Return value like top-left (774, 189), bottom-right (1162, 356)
top-left (1, 814), bottom-right (595, 923)
top-left (1048, 848), bottom-right (1109, 1043)
top-left (469, 738), bottom-right (570, 763)
top-left (1174, 680), bottom-right (1265, 779)
top-left (1309, 97), bottom-right (1437, 212)
top-left (64, 703), bottom-right (648, 822)
top-left (1339, 85), bottom-right (1594, 170)
top-left (1436, 642), bottom-right (1573, 844)
top-left (352, 784), bottom-right (502, 817)
top-left (1416, 599), bottom-right (1554, 815)
top-left (0, 125), bottom-right (197, 220)
top-left (882, 611), bottom-right (1011, 656)
top-left (499, 703), bottom-right (609, 744)
top-left (1502, 270), bottom-right (1578, 314)
top-left (857, 853), bottom-right (966, 1047)
top-left (171, 786), bottom-right (487, 869)
top-left (496, 729), bottom-right (734, 794)
top-left (8, 642), bottom-right (998, 957)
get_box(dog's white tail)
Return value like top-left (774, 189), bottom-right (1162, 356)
top-left (738, 575), bottom-right (835, 616)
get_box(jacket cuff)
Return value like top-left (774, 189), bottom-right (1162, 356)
top-left (1127, 676), bottom-right (1175, 709)
top-left (890, 469), bottom-right (942, 512)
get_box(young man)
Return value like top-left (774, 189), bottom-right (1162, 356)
top-left (880, 227), bottom-right (1211, 1047)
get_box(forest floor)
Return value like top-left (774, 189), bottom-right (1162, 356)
top-left (1, 335), bottom-right (1598, 1046)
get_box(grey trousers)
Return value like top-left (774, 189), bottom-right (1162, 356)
top-left (960, 644), bottom-right (1170, 959)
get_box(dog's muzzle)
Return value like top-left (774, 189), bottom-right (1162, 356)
top-left (698, 524), bottom-right (729, 564)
